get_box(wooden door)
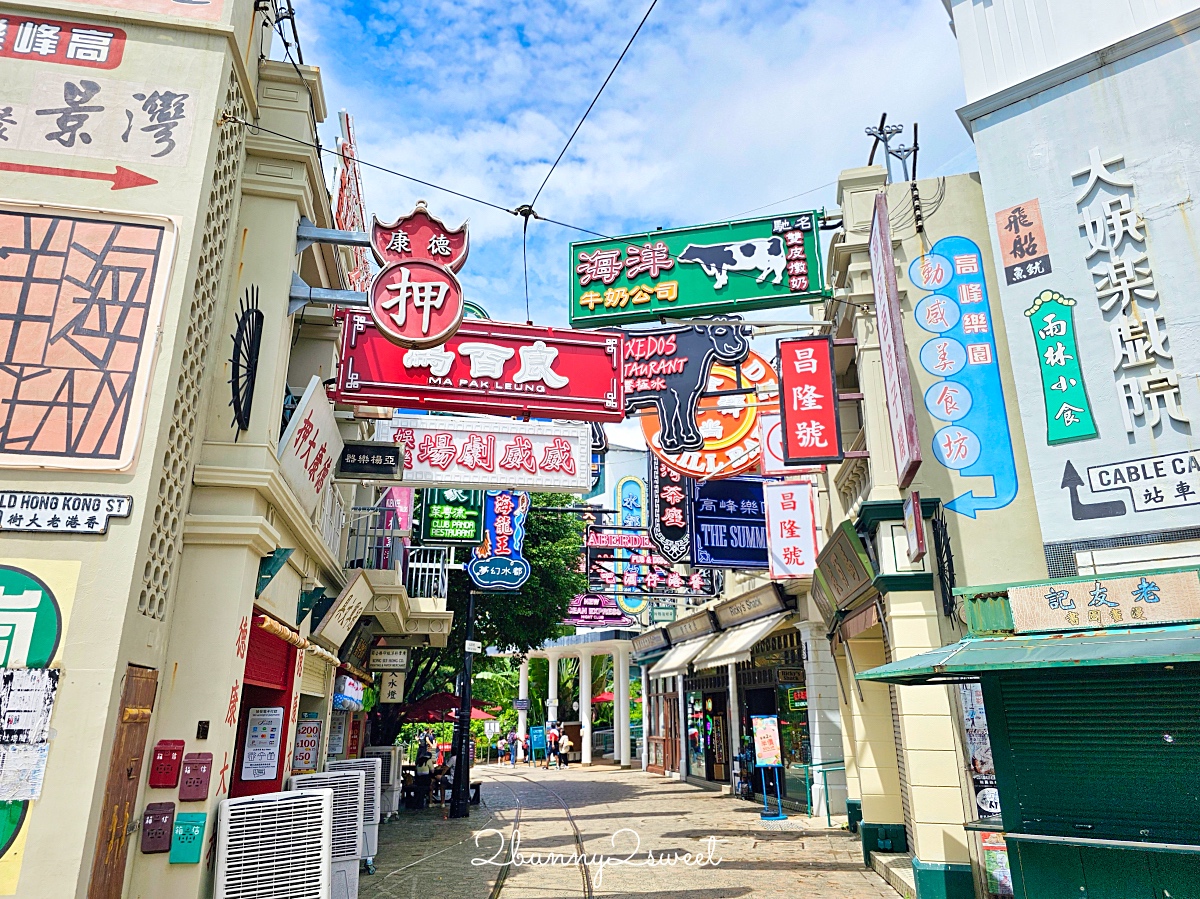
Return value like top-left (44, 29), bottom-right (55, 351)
top-left (663, 690), bottom-right (679, 773)
top-left (87, 665), bottom-right (158, 899)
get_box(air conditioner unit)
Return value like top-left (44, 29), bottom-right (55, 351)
top-left (326, 757), bottom-right (381, 873)
top-left (363, 746), bottom-right (401, 819)
top-left (216, 789), bottom-right (331, 899)
top-left (290, 771), bottom-right (364, 899)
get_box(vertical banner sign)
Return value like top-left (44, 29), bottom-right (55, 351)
top-left (1025, 290), bottom-right (1097, 445)
top-left (690, 478), bottom-right (769, 569)
top-left (762, 481), bottom-right (818, 579)
top-left (911, 236), bottom-right (1019, 518)
top-left (869, 193), bottom-right (922, 487)
top-left (277, 377), bottom-right (344, 517)
top-left (903, 491), bottom-right (927, 563)
top-left (647, 458), bottom-right (691, 564)
top-left (777, 336), bottom-right (843, 465)
top-left (334, 112), bottom-right (371, 293)
top-left (994, 199), bottom-right (1052, 286)
top-left (468, 491), bottom-right (531, 590)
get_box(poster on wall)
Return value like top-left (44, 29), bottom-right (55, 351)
top-left (0, 206), bottom-right (177, 472)
top-left (291, 715), bottom-right (322, 774)
top-left (326, 712), bottom-right (346, 756)
top-left (240, 707), bottom-right (285, 782)
top-left (570, 211), bottom-right (826, 327)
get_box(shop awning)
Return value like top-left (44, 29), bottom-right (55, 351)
top-left (857, 624), bottom-right (1200, 686)
top-left (648, 636), bottom-right (717, 680)
top-left (692, 613), bottom-right (790, 672)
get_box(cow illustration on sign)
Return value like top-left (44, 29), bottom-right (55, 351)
top-left (622, 320), bottom-right (751, 454)
top-left (678, 237), bottom-right (786, 290)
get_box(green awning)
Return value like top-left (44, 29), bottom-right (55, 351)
top-left (857, 624), bottom-right (1200, 685)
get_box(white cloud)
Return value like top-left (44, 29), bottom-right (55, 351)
top-left (293, 0), bottom-right (974, 324)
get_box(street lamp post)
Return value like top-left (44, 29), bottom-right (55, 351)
top-left (449, 589), bottom-right (478, 818)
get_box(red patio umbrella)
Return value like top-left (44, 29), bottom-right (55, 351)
top-left (592, 691), bottom-right (614, 702)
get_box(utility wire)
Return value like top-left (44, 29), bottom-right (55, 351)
top-left (222, 116), bottom-right (517, 216)
top-left (529, 0), bottom-right (660, 208)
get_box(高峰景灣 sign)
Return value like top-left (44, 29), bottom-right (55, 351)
top-left (569, 212), bottom-right (827, 327)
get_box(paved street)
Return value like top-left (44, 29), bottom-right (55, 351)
top-left (362, 765), bottom-right (899, 899)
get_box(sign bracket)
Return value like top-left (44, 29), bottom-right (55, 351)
top-left (288, 272), bottom-right (368, 316)
top-left (295, 217), bottom-right (371, 253)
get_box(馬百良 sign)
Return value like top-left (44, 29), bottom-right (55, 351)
top-left (570, 212), bottom-right (826, 327)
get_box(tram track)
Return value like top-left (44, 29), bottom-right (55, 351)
top-left (486, 770), bottom-right (595, 899)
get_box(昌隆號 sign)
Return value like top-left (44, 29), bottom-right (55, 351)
top-left (335, 316), bottom-right (624, 422)
top-left (777, 336), bottom-right (843, 465)
top-left (381, 415), bottom-right (591, 493)
top-left (762, 481), bottom-right (818, 580)
top-left (690, 478), bottom-right (769, 569)
top-left (570, 212), bottom-right (826, 327)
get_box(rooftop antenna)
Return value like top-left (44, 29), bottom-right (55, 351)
top-left (865, 116), bottom-right (919, 183)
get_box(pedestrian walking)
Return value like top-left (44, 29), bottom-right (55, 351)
top-left (523, 733), bottom-right (533, 766)
top-left (507, 730), bottom-right (518, 767)
top-left (557, 732), bottom-right (572, 768)
top-left (547, 723), bottom-right (560, 768)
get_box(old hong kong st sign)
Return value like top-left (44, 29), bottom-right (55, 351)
top-left (367, 202), bottom-right (468, 349)
top-left (334, 316), bottom-right (625, 422)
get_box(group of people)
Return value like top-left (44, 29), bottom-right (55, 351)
top-left (501, 723), bottom-right (572, 768)
top-left (404, 729), bottom-right (455, 808)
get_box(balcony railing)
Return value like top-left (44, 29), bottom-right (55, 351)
top-left (346, 506), bottom-right (405, 572)
top-left (406, 545), bottom-right (451, 601)
top-left (318, 480), bottom-right (346, 560)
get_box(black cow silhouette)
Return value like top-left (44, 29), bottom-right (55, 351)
top-left (624, 320), bottom-right (751, 454)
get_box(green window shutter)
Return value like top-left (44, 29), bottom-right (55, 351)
top-left (996, 663), bottom-right (1200, 843)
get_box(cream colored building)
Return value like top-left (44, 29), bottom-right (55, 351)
top-left (0, 2), bottom-right (448, 897)
top-left (814, 167), bottom-right (1048, 898)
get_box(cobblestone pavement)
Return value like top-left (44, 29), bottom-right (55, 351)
top-left (361, 764), bottom-right (899, 899)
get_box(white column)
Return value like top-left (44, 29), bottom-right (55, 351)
top-left (640, 664), bottom-right (649, 771)
top-left (517, 657), bottom-right (530, 758)
top-left (546, 653), bottom-right (560, 725)
top-left (617, 648), bottom-right (632, 767)
top-left (727, 660), bottom-right (739, 788)
top-left (797, 623), bottom-right (847, 814)
top-left (677, 674), bottom-right (687, 780)
top-left (579, 651), bottom-right (593, 765)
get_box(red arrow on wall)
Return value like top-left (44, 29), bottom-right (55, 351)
top-left (0, 161), bottom-right (157, 190)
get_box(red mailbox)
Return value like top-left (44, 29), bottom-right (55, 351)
top-left (148, 740), bottom-right (186, 789)
top-left (140, 802), bottom-right (175, 854)
top-left (179, 752), bottom-right (213, 802)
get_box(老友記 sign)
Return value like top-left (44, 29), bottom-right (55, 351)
top-left (869, 194), bottom-right (922, 488)
top-left (382, 415), bottom-right (591, 493)
top-left (690, 478), bottom-right (769, 569)
top-left (420, 489), bottom-right (485, 544)
top-left (278, 376), bottom-right (344, 517)
top-left (0, 491), bottom-right (131, 534)
top-left (569, 212), bottom-right (827, 327)
top-left (1007, 569), bottom-right (1200, 634)
top-left (777, 336), bottom-right (842, 465)
top-left (335, 316), bottom-right (624, 423)
top-left (336, 441), bottom-right (403, 480)
top-left (367, 647), bottom-right (409, 671)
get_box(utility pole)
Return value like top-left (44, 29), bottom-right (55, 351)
top-left (448, 589), bottom-right (478, 819)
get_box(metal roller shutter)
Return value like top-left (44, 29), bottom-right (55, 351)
top-left (243, 625), bottom-right (291, 689)
top-left (301, 653), bottom-right (330, 697)
top-left (996, 662), bottom-right (1200, 843)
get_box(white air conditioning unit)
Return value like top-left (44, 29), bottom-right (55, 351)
top-left (326, 757), bottom-right (381, 873)
top-left (363, 746), bottom-right (401, 819)
top-left (291, 771), bottom-right (364, 899)
top-left (216, 789), bottom-right (331, 899)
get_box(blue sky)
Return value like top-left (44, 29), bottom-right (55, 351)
top-left (292, 0), bottom-right (976, 331)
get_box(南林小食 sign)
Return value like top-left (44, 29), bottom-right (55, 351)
top-left (570, 212), bottom-right (826, 327)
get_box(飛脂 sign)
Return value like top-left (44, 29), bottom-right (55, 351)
top-left (690, 478), bottom-right (768, 569)
top-left (278, 377), bottom-right (344, 517)
top-left (383, 416), bottom-right (591, 493)
top-left (468, 491), bottom-right (531, 590)
top-left (368, 647), bottom-right (409, 671)
top-left (869, 194), bottom-right (921, 488)
top-left (335, 316), bottom-right (624, 422)
top-left (1007, 569), bottom-right (1200, 634)
top-left (420, 489), bottom-right (485, 544)
top-left (336, 441), bottom-right (403, 480)
top-left (0, 491), bottom-right (131, 534)
top-left (762, 481), bottom-right (818, 580)
top-left (778, 336), bottom-right (843, 465)
top-left (570, 212), bottom-right (826, 327)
